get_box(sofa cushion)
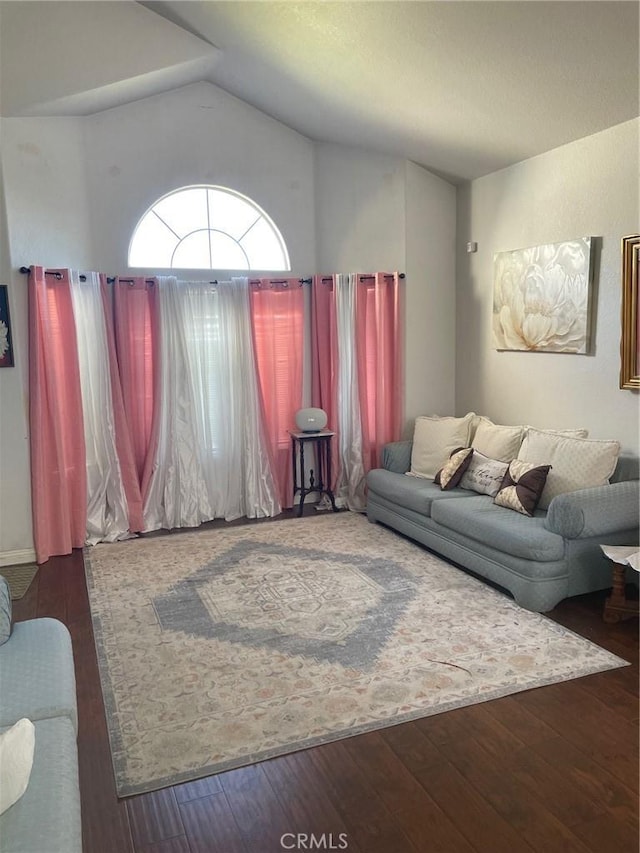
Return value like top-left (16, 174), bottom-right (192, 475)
top-left (494, 460), bottom-right (552, 517)
top-left (0, 619), bottom-right (78, 732)
top-left (459, 450), bottom-right (509, 497)
top-left (518, 429), bottom-right (620, 509)
top-left (610, 455), bottom-right (640, 483)
top-left (472, 417), bottom-right (524, 462)
top-left (0, 716), bottom-right (81, 853)
top-left (0, 575), bottom-right (11, 645)
top-left (431, 495), bottom-right (565, 561)
top-left (382, 440), bottom-right (413, 474)
top-left (367, 469), bottom-right (475, 516)
top-left (408, 413), bottom-right (475, 479)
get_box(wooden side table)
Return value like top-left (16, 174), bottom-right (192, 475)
top-left (601, 545), bottom-right (639, 623)
top-left (289, 429), bottom-right (339, 518)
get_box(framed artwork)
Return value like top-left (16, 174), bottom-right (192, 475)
top-left (620, 234), bottom-right (640, 389)
top-left (0, 285), bottom-right (14, 368)
top-left (493, 237), bottom-right (594, 353)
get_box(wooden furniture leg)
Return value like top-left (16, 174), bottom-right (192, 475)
top-left (603, 563), bottom-right (639, 623)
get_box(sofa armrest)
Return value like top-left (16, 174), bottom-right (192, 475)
top-left (382, 440), bottom-right (413, 474)
top-left (544, 480), bottom-right (640, 539)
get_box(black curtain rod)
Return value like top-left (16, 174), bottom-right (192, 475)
top-left (20, 266), bottom-right (72, 281)
top-left (320, 273), bottom-right (406, 283)
top-left (359, 273), bottom-right (406, 280)
top-left (248, 278), bottom-right (312, 287)
top-left (20, 268), bottom-right (404, 284)
top-left (110, 277), bottom-right (156, 285)
top-left (20, 268), bottom-right (313, 287)
top-left (20, 266), bottom-right (90, 283)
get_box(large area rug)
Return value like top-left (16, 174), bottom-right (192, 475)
top-left (85, 512), bottom-right (627, 797)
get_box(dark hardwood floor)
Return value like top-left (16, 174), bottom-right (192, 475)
top-left (12, 511), bottom-right (639, 853)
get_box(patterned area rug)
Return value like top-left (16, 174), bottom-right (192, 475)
top-left (1, 563), bottom-right (38, 600)
top-left (85, 513), bottom-right (627, 797)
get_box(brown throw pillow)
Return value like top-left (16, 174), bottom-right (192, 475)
top-left (494, 460), bottom-right (552, 516)
top-left (434, 447), bottom-right (473, 491)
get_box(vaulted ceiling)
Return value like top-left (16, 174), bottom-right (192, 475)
top-left (1, 1), bottom-right (638, 182)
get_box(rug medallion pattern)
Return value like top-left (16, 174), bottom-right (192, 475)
top-left (84, 513), bottom-right (627, 796)
top-left (153, 541), bottom-right (417, 667)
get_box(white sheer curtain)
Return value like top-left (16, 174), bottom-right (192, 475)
top-left (143, 276), bottom-right (280, 530)
top-left (69, 270), bottom-right (131, 544)
top-left (142, 276), bottom-right (209, 530)
top-left (334, 274), bottom-right (366, 511)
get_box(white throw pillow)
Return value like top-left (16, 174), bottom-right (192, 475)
top-left (0, 718), bottom-right (35, 815)
top-left (459, 450), bottom-right (510, 497)
top-left (409, 413), bottom-right (475, 479)
top-left (525, 426), bottom-right (589, 438)
top-left (517, 428), bottom-right (620, 510)
top-left (472, 417), bottom-right (525, 462)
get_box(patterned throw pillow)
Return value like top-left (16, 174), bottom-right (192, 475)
top-left (494, 460), bottom-right (552, 516)
top-left (459, 450), bottom-right (510, 497)
top-left (434, 447), bottom-right (473, 490)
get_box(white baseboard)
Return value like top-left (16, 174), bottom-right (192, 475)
top-left (0, 548), bottom-right (37, 567)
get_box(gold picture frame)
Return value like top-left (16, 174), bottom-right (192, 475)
top-left (620, 235), bottom-right (640, 389)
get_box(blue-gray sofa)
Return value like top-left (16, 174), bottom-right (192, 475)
top-left (0, 603), bottom-right (82, 853)
top-left (366, 440), bottom-right (639, 612)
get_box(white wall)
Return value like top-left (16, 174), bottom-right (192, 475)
top-left (314, 143), bottom-right (406, 272)
top-left (2, 117), bottom-right (94, 269)
top-left (315, 144), bottom-right (457, 436)
top-left (0, 116), bottom-right (93, 560)
top-left (0, 127), bottom-right (33, 562)
top-left (405, 160), bottom-right (456, 432)
top-left (456, 119), bottom-right (640, 454)
top-left (83, 81), bottom-right (316, 276)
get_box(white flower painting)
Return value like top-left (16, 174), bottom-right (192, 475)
top-left (493, 237), bottom-right (593, 353)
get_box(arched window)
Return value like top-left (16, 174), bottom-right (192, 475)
top-left (128, 185), bottom-right (290, 271)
